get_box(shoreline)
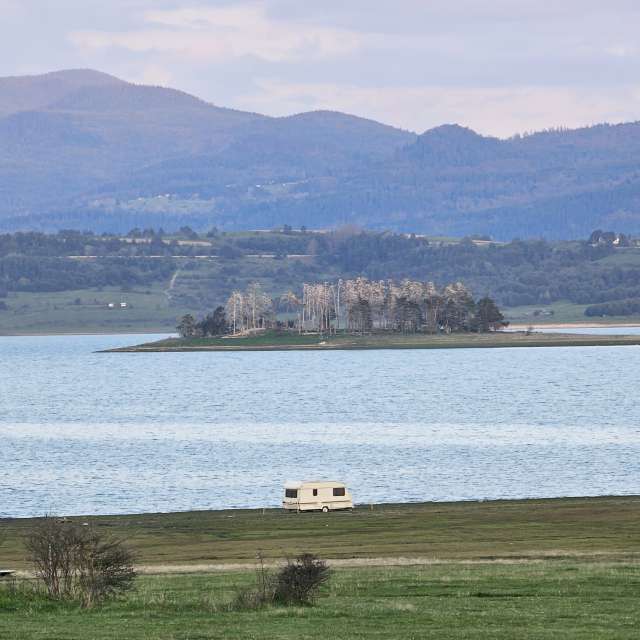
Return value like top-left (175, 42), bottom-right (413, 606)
top-left (104, 331), bottom-right (640, 353)
top-left (3, 493), bottom-right (637, 522)
top-left (2, 496), bottom-right (638, 571)
top-left (509, 321), bottom-right (640, 329)
top-left (2, 322), bottom-right (639, 338)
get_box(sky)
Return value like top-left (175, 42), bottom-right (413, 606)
top-left (2, 0), bottom-right (640, 137)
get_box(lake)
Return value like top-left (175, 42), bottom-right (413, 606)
top-left (1, 333), bottom-right (639, 517)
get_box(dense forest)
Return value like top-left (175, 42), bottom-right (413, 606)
top-left (2, 228), bottom-right (640, 321)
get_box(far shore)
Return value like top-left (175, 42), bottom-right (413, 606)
top-left (509, 321), bottom-right (640, 329)
top-left (0, 329), bottom-right (174, 338)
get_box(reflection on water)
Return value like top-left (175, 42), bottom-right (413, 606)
top-left (1, 333), bottom-right (639, 517)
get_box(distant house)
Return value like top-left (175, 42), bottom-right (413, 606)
top-left (588, 230), bottom-right (632, 247)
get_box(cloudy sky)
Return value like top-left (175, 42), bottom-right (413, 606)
top-left (2, 0), bottom-right (640, 136)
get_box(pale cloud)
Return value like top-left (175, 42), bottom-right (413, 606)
top-left (134, 64), bottom-right (175, 87)
top-left (236, 80), bottom-right (640, 138)
top-left (70, 3), bottom-right (364, 63)
top-left (4, 1), bottom-right (640, 135)
top-left (605, 44), bottom-right (638, 58)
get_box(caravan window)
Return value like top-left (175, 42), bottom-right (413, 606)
top-left (285, 489), bottom-right (298, 498)
top-left (333, 487), bottom-right (345, 496)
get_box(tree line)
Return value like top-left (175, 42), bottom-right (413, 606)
top-left (177, 279), bottom-right (506, 337)
top-left (3, 228), bottom-right (640, 320)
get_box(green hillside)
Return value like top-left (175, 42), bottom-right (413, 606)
top-left (2, 229), bottom-right (640, 333)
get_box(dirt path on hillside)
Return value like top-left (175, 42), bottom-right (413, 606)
top-left (165, 269), bottom-right (180, 302)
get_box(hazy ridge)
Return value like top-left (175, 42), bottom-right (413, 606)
top-left (1, 69), bottom-right (639, 239)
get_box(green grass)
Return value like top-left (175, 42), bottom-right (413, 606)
top-left (3, 498), bottom-right (638, 638)
top-left (504, 300), bottom-right (640, 325)
top-left (2, 497), bottom-right (638, 570)
top-left (596, 246), bottom-right (640, 266)
top-left (108, 329), bottom-right (640, 352)
top-left (0, 285), bottom-right (186, 335)
top-left (1, 563), bottom-right (639, 639)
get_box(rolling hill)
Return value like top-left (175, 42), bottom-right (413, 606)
top-left (1, 69), bottom-right (639, 239)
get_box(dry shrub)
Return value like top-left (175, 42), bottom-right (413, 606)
top-left (233, 553), bottom-right (330, 609)
top-left (24, 516), bottom-right (136, 607)
top-left (231, 553), bottom-right (273, 610)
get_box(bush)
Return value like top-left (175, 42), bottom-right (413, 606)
top-left (272, 554), bottom-right (331, 606)
top-left (24, 517), bottom-right (136, 607)
top-left (231, 553), bottom-right (330, 609)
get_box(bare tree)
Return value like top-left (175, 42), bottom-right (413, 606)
top-left (225, 284), bottom-right (273, 334)
top-left (24, 517), bottom-right (136, 608)
top-left (280, 290), bottom-right (303, 332)
top-left (225, 291), bottom-right (244, 334)
top-left (302, 283), bottom-right (336, 333)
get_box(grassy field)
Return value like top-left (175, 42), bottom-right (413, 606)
top-left (2, 497), bottom-right (638, 570)
top-left (2, 563), bottom-right (639, 639)
top-left (107, 329), bottom-right (640, 352)
top-left (504, 300), bottom-right (640, 325)
top-left (0, 285), bottom-right (184, 335)
top-left (1, 498), bottom-right (639, 639)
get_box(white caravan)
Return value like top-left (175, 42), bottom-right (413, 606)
top-left (282, 481), bottom-right (353, 512)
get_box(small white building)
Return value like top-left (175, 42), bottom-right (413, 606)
top-left (282, 480), bottom-right (353, 512)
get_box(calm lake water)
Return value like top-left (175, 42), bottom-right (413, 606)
top-left (1, 332), bottom-right (639, 517)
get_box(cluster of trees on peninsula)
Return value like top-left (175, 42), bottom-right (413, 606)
top-left (177, 279), bottom-right (506, 338)
top-left (295, 279), bottom-right (506, 334)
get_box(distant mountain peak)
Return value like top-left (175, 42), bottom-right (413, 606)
top-left (418, 123), bottom-right (493, 142)
top-left (400, 123), bottom-right (502, 165)
top-left (0, 68), bottom-right (126, 118)
top-left (0, 68), bottom-right (125, 87)
top-left (33, 69), bottom-right (125, 85)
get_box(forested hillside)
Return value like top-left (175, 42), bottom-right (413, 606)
top-left (2, 228), bottom-right (640, 333)
top-left (2, 70), bottom-right (640, 239)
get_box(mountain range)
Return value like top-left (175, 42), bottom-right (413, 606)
top-left (1, 69), bottom-right (640, 239)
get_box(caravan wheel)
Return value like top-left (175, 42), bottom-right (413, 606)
top-left (322, 506), bottom-right (329, 513)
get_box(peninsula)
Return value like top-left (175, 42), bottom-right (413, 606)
top-left (105, 329), bottom-right (640, 352)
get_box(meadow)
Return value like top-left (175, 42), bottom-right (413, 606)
top-left (0, 285), bottom-right (177, 335)
top-left (2, 498), bottom-right (638, 638)
top-left (3, 497), bottom-right (639, 569)
top-left (2, 563), bottom-right (639, 639)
